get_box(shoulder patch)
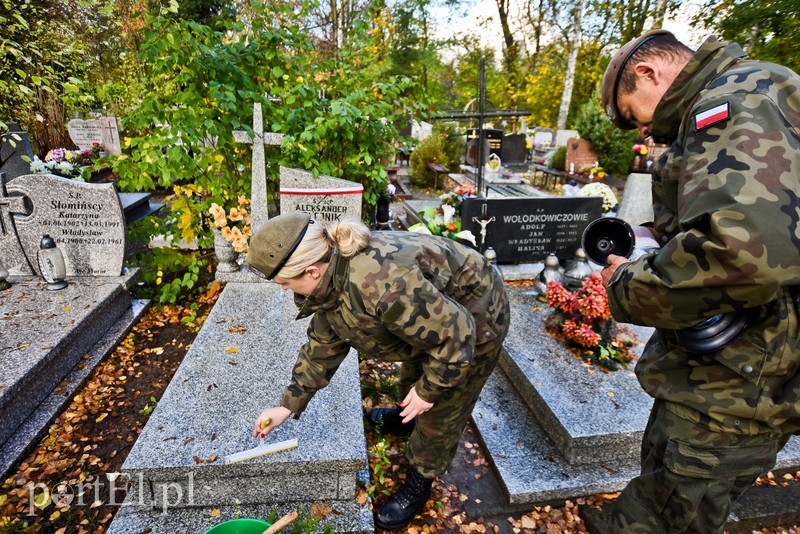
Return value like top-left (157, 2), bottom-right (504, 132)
top-left (694, 102), bottom-right (731, 131)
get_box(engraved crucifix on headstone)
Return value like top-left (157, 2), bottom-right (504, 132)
top-left (472, 202), bottom-right (495, 252)
top-left (233, 103), bottom-right (283, 236)
top-left (0, 173), bottom-right (35, 274)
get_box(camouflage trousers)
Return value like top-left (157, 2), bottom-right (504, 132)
top-left (610, 399), bottom-right (791, 533)
top-left (396, 321), bottom-right (509, 479)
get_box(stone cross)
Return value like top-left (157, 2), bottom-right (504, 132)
top-left (233, 103), bottom-right (283, 236)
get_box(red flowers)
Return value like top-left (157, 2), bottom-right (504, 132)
top-left (545, 273), bottom-right (634, 371)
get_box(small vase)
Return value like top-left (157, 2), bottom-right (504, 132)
top-left (632, 155), bottom-right (642, 172)
top-left (214, 228), bottom-right (239, 273)
top-left (376, 196), bottom-right (391, 224)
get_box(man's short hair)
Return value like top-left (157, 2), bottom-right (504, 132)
top-left (617, 34), bottom-right (694, 96)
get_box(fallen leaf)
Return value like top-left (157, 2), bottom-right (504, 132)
top-left (225, 346), bottom-right (239, 353)
top-left (210, 508), bottom-right (221, 517)
top-left (311, 502), bottom-right (333, 520)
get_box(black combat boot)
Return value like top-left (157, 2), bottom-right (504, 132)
top-left (366, 407), bottom-right (415, 435)
top-left (374, 467), bottom-right (433, 530)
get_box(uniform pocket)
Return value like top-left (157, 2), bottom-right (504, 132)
top-left (664, 437), bottom-right (776, 479)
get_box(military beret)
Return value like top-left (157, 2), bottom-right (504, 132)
top-left (246, 213), bottom-right (312, 279)
top-left (601, 29), bottom-right (673, 130)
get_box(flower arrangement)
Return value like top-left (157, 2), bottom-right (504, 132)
top-left (578, 182), bottom-right (618, 213)
top-left (29, 143), bottom-right (106, 181)
top-left (209, 197), bottom-right (252, 253)
top-left (545, 273), bottom-right (636, 371)
top-left (408, 186), bottom-right (477, 246)
top-left (632, 143), bottom-right (649, 156)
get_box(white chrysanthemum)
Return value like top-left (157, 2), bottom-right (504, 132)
top-left (30, 156), bottom-right (47, 174)
top-left (578, 183), bottom-right (618, 212)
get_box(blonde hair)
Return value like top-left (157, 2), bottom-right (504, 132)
top-left (277, 219), bottom-right (370, 279)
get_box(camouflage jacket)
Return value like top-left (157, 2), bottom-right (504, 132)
top-left (607, 37), bottom-right (800, 434)
top-left (281, 232), bottom-right (510, 417)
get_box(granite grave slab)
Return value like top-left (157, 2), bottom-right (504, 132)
top-left (0, 271), bottom-right (144, 477)
top-left (472, 284), bottom-right (800, 505)
top-left (616, 173), bottom-right (654, 226)
top-left (110, 282), bottom-right (372, 532)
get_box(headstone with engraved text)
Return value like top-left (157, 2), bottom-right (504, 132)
top-left (1, 173), bottom-right (125, 276)
top-left (461, 196), bottom-right (603, 262)
top-left (67, 119), bottom-right (104, 150)
top-left (280, 167), bottom-right (363, 222)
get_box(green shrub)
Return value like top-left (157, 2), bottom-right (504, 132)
top-left (574, 89), bottom-right (638, 176)
top-left (433, 122), bottom-right (465, 171)
top-left (550, 146), bottom-right (567, 171)
top-left (409, 134), bottom-right (446, 189)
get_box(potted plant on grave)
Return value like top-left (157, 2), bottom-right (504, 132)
top-left (208, 198), bottom-right (251, 272)
top-left (544, 273), bottom-right (637, 371)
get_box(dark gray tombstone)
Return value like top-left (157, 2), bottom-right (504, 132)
top-left (0, 122), bottom-right (34, 181)
top-left (466, 128), bottom-right (504, 159)
top-left (501, 133), bottom-right (527, 164)
top-left (461, 196), bottom-right (603, 262)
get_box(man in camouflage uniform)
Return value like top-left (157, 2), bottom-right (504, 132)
top-left (247, 216), bottom-right (510, 531)
top-left (600, 29), bottom-right (800, 532)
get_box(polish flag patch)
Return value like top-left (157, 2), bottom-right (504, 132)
top-left (694, 103), bottom-right (731, 130)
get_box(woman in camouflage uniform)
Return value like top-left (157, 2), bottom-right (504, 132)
top-left (245, 213), bottom-right (510, 530)
top-left (600, 30), bottom-right (800, 532)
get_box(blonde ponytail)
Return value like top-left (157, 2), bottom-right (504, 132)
top-left (276, 219), bottom-right (370, 279)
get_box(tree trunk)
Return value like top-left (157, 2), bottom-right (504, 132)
top-left (652, 0), bottom-right (668, 27)
top-left (557, 0), bottom-right (583, 130)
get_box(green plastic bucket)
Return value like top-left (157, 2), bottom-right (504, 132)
top-left (204, 518), bottom-right (274, 534)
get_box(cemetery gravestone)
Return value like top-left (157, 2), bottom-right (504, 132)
top-left (565, 138), bottom-right (599, 173)
top-left (98, 116), bottom-right (122, 155)
top-left (533, 127), bottom-right (554, 148)
top-left (501, 133), bottom-right (527, 164)
top-left (467, 128), bottom-right (504, 159)
top-left (461, 196), bottom-right (602, 262)
top-left (0, 173), bottom-right (125, 276)
top-left (554, 129), bottom-right (578, 147)
top-left (0, 122), bottom-right (35, 181)
top-left (67, 118), bottom-right (104, 150)
top-left (617, 173), bottom-right (654, 226)
top-left (280, 167), bottom-right (363, 222)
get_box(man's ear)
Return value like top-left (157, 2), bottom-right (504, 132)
top-left (632, 61), bottom-right (659, 84)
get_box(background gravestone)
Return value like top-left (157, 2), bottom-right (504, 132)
top-left (0, 122), bottom-right (35, 181)
top-left (67, 118), bottom-right (104, 150)
top-left (554, 129), bottom-right (578, 147)
top-left (533, 127), bottom-right (554, 148)
top-left (501, 133), bottom-right (527, 164)
top-left (565, 138), bottom-right (599, 173)
top-left (279, 167), bottom-right (363, 222)
top-left (2, 173), bottom-right (125, 276)
top-left (461, 196), bottom-right (603, 262)
top-left (98, 116), bottom-right (122, 155)
top-left (467, 128), bottom-right (504, 159)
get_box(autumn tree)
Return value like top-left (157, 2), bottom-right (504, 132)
top-left (696, 0), bottom-right (800, 73)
